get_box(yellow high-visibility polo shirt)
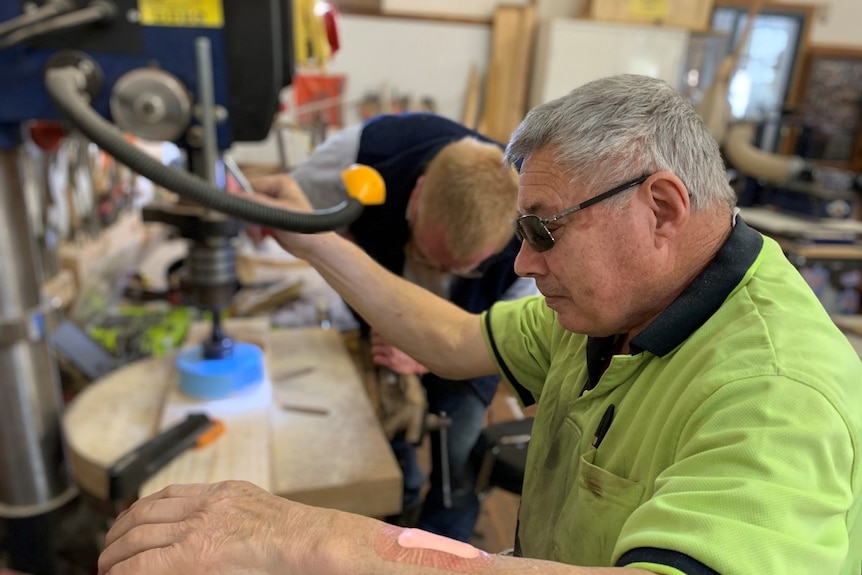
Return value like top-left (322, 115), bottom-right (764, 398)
top-left (483, 220), bottom-right (862, 575)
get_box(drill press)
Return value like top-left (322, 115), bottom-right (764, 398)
top-left (0, 2), bottom-right (379, 572)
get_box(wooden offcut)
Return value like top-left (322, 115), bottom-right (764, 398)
top-left (462, 63), bottom-right (482, 130)
top-left (478, 4), bottom-right (536, 145)
top-left (139, 317), bottom-right (273, 497)
top-left (63, 322), bottom-right (402, 517)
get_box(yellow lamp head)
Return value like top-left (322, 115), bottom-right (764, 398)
top-left (341, 164), bottom-right (386, 205)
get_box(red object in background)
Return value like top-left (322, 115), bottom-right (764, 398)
top-left (293, 72), bottom-right (346, 128)
top-left (28, 121), bottom-right (65, 151)
top-left (321, 3), bottom-right (340, 54)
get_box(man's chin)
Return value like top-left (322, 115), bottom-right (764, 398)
top-left (546, 300), bottom-right (600, 336)
top-left (542, 295), bottom-right (567, 310)
top-left (545, 298), bottom-right (574, 328)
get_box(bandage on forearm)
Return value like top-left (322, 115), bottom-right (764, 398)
top-left (374, 525), bottom-right (494, 573)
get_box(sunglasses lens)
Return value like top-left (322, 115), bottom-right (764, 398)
top-left (515, 216), bottom-right (554, 252)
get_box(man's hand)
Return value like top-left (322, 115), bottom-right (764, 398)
top-left (248, 174), bottom-right (314, 211)
top-left (98, 481), bottom-right (322, 575)
top-left (240, 174), bottom-right (322, 255)
top-left (371, 330), bottom-right (429, 375)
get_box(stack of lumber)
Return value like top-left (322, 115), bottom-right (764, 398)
top-left (470, 4), bottom-right (536, 144)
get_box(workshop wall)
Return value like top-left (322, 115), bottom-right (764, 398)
top-left (229, 14), bottom-right (490, 167)
top-left (230, 0), bottom-right (862, 168)
top-left (325, 1), bottom-right (862, 123)
top-left (380, 0), bottom-right (528, 20)
top-left (326, 14), bottom-right (491, 126)
top-left (780, 0), bottom-right (862, 48)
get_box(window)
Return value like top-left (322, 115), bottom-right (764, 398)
top-left (682, 3), bottom-right (811, 152)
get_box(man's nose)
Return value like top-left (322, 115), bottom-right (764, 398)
top-left (513, 241), bottom-right (547, 278)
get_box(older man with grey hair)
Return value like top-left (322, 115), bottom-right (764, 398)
top-left (98, 74), bottom-right (862, 575)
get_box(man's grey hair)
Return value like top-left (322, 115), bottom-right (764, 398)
top-left (505, 74), bottom-right (736, 211)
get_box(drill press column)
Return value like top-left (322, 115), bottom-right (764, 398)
top-left (0, 147), bottom-right (76, 574)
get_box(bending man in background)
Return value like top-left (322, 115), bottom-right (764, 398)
top-left (256, 112), bottom-right (536, 542)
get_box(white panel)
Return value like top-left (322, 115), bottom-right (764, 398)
top-left (327, 15), bottom-right (492, 126)
top-left (529, 18), bottom-right (689, 108)
top-left (231, 15), bottom-right (491, 167)
top-left (808, 0), bottom-right (862, 47)
top-left (764, 0), bottom-right (861, 48)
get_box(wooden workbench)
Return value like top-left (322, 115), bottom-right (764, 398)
top-left (62, 325), bottom-right (402, 518)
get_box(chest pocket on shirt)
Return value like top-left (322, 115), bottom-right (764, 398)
top-left (554, 449), bottom-right (645, 566)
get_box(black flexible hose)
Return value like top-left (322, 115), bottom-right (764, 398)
top-left (0, 1), bottom-right (115, 50)
top-left (44, 66), bottom-right (363, 232)
top-left (0, 0), bottom-right (75, 40)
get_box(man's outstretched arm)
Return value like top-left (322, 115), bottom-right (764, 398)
top-left (98, 481), bottom-right (654, 575)
top-left (249, 174), bottom-right (499, 381)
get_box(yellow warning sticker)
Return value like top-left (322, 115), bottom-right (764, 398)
top-left (138, 0), bottom-right (224, 28)
top-left (628, 0), bottom-right (669, 19)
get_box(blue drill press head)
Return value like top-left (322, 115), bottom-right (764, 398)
top-left (0, 0), bottom-right (294, 149)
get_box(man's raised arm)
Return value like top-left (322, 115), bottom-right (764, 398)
top-left (248, 174), bottom-right (499, 380)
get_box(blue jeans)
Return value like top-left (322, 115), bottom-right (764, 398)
top-left (390, 381), bottom-right (488, 542)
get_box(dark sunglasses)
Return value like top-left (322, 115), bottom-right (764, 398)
top-left (513, 173), bottom-right (652, 252)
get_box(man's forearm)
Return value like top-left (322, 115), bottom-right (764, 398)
top-left (97, 481), bottom-right (660, 575)
top-left (293, 232), bottom-right (497, 380)
top-left (314, 510), bottom-right (654, 575)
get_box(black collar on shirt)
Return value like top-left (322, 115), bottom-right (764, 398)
top-left (625, 218), bottom-right (763, 357)
top-left (584, 335), bottom-right (617, 392)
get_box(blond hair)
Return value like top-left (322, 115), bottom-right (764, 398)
top-left (417, 137), bottom-right (519, 261)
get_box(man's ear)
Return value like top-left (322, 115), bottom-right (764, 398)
top-left (406, 176), bottom-right (424, 223)
top-left (643, 171), bottom-right (690, 247)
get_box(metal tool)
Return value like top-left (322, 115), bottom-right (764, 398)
top-left (107, 413), bottom-right (222, 501)
top-left (436, 411), bottom-right (453, 509)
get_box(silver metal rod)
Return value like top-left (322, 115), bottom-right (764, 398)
top-left (439, 411), bottom-right (452, 509)
top-left (195, 36), bottom-right (218, 186)
top-left (0, 148), bottom-right (75, 517)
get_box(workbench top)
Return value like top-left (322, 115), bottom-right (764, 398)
top-left (62, 325), bottom-right (402, 518)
